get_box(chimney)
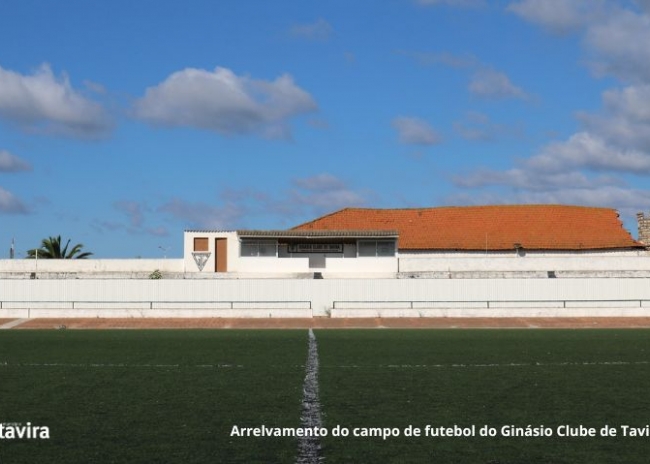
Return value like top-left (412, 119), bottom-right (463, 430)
top-left (637, 212), bottom-right (650, 246)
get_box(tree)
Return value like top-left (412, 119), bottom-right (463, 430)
top-left (27, 235), bottom-right (93, 259)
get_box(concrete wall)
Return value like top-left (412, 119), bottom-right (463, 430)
top-left (4, 254), bottom-right (650, 280)
top-left (0, 259), bottom-right (183, 276)
top-left (2, 277), bottom-right (650, 318)
top-left (399, 255), bottom-right (650, 274)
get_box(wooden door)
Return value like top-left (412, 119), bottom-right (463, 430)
top-left (215, 238), bottom-right (227, 272)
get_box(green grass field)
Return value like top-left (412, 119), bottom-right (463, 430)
top-left (1, 329), bottom-right (650, 463)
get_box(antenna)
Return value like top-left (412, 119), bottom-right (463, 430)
top-left (158, 245), bottom-right (170, 259)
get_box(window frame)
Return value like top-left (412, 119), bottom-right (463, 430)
top-left (357, 239), bottom-right (396, 257)
top-left (240, 239), bottom-right (278, 257)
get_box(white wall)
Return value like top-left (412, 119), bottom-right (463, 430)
top-left (4, 253), bottom-right (650, 279)
top-left (183, 231), bottom-right (238, 273)
top-left (234, 256), bottom-right (311, 273)
top-left (324, 257), bottom-right (397, 273)
top-left (2, 277), bottom-right (650, 318)
top-left (0, 259), bottom-right (183, 274)
top-left (399, 255), bottom-right (650, 273)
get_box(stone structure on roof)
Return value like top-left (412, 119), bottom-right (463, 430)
top-left (637, 212), bottom-right (650, 248)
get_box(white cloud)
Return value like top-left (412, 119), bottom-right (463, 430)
top-left (157, 173), bottom-right (370, 229)
top-left (585, 8), bottom-right (650, 81)
top-left (134, 66), bottom-right (317, 138)
top-left (293, 173), bottom-right (347, 192)
top-left (114, 201), bottom-right (145, 228)
top-left (159, 197), bottom-right (247, 230)
top-left (454, 165), bottom-right (621, 191)
top-left (289, 173), bottom-right (368, 212)
top-left (392, 116), bottom-right (441, 145)
top-left (400, 51), bottom-right (530, 102)
top-left (0, 186), bottom-right (28, 214)
top-left (454, 1), bottom-right (650, 224)
top-left (290, 19), bottom-right (333, 41)
top-left (576, 84), bottom-right (650, 153)
top-left (94, 201), bottom-right (170, 237)
top-left (447, 184), bottom-right (650, 222)
top-left (0, 64), bottom-right (112, 138)
top-left (507, 0), bottom-right (607, 33)
top-left (636, 0), bottom-right (650, 13)
top-left (510, 1), bottom-right (650, 82)
top-left (469, 68), bottom-right (528, 100)
top-left (527, 132), bottom-right (650, 174)
top-left (602, 84), bottom-right (650, 121)
top-left (454, 127), bottom-right (650, 194)
top-left (0, 150), bottom-right (31, 172)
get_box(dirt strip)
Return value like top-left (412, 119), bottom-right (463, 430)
top-left (10, 317), bottom-right (650, 329)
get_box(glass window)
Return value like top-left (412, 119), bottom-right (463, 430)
top-left (358, 240), bottom-right (396, 257)
top-left (258, 242), bottom-right (277, 257)
top-left (240, 240), bottom-right (277, 257)
top-left (241, 242), bottom-right (258, 257)
top-left (358, 241), bottom-right (377, 257)
top-left (377, 241), bottom-right (396, 257)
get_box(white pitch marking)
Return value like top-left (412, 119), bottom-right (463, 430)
top-left (0, 318), bottom-right (29, 329)
top-left (0, 362), bottom-right (243, 369)
top-left (296, 328), bottom-right (323, 464)
top-left (324, 360), bottom-right (650, 369)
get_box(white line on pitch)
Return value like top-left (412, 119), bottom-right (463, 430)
top-left (324, 360), bottom-right (650, 369)
top-left (0, 362), bottom-right (244, 368)
top-left (0, 318), bottom-right (29, 329)
top-left (296, 328), bottom-right (323, 464)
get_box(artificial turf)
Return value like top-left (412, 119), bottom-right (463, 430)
top-left (1, 329), bottom-right (650, 463)
top-left (315, 329), bottom-right (650, 463)
top-left (0, 330), bottom-right (306, 463)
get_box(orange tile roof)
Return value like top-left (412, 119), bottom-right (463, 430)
top-left (293, 205), bottom-right (643, 251)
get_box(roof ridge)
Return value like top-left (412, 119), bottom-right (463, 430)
top-left (291, 207), bottom-right (353, 230)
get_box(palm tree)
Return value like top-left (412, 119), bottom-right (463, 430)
top-left (27, 235), bottom-right (93, 259)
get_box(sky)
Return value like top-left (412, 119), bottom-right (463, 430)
top-left (2, 0), bottom-right (650, 258)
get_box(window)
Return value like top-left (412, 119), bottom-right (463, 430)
top-left (377, 241), bottom-right (396, 257)
top-left (240, 240), bottom-right (277, 257)
top-left (357, 240), bottom-right (396, 257)
top-left (358, 241), bottom-right (377, 257)
top-left (193, 237), bottom-right (209, 252)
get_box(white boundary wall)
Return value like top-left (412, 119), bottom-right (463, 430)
top-left (2, 277), bottom-right (650, 318)
top-left (0, 259), bottom-right (184, 274)
top-left (3, 254), bottom-right (649, 278)
top-left (399, 255), bottom-right (650, 273)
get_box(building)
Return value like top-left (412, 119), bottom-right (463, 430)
top-left (183, 205), bottom-right (647, 277)
top-left (2, 204), bottom-right (650, 319)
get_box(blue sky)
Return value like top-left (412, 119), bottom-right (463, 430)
top-left (2, 0), bottom-right (650, 258)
